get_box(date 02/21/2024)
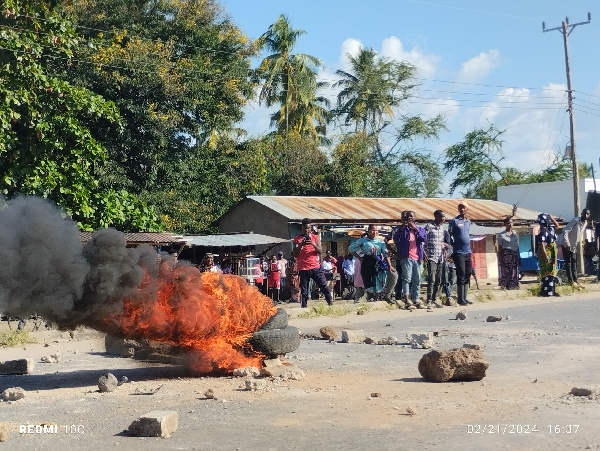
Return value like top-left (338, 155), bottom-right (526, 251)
top-left (467, 424), bottom-right (579, 434)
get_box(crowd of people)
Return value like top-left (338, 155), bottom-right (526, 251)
top-left (194, 205), bottom-right (596, 308)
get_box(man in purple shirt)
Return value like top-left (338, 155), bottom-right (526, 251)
top-left (393, 211), bottom-right (427, 309)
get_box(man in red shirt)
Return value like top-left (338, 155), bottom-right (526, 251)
top-left (292, 218), bottom-right (333, 308)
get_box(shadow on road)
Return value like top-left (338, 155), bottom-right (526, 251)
top-left (0, 364), bottom-right (191, 391)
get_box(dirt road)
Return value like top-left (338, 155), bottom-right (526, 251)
top-left (1, 291), bottom-right (599, 451)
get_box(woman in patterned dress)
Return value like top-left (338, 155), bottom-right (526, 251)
top-left (287, 257), bottom-right (301, 303)
top-left (349, 225), bottom-right (396, 301)
top-left (497, 217), bottom-right (520, 289)
top-left (536, 213), bottom-right (560, 297)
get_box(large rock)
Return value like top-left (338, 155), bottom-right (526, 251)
top-left (128, 411), bottom-right (178, 437)
top-left (319, 326), bottom-right (338, 341)
top-left (98, 373), bottom-right (118, 392)
top-left (418, 348), bottom-right (489, 382)
top-left (0, 358), bottom-right (35, 375)
top-left (341, 329), bottom-right (365, 343)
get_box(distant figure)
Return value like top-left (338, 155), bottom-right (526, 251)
top-left (321, 251), bottom-right (337, 295)
top-left (220, 255), bottom-right (233, 274)
top-left (448, 201), bottom-right (473, 305)
top-left (198, 254), bottom-right (222, 274)
top-left (496, 216), bottom-right (520, 290)
top-left (287, 257), bottom-right (301, 303)
top-left (393, 211), bottom-right (426, 309)
top-left (277, 251), bottom-right (288, 288)
top-left (350, 224), bottom-right (396, 302)
top-left (424, 209), bottom-right (449, 308)
top-left (267, 255), bottom-right (281, 304)
top-left (557, 208), bottom-right (590, 289)
top-left (582, 221), bottom-right (596, 275)
top-left (536, 213), bottom-right (560, 297)
top-left (292, 218), bottom-right (332, 308)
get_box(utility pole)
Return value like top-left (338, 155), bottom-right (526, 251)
top-left (543, 13), bottom-right (591, 219)
top-left (543, 14), bottom-right (591, 277)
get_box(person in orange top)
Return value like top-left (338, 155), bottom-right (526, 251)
top-left (292, 218), bottom-right (332, 308)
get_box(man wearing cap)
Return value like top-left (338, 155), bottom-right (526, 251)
top-left (448, 202), bottom-right (473, 305)
top-left (292, 218), bottom-right (333, 308)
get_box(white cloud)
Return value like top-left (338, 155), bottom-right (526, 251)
top-left (456, 50), bottom-right (501, 83)
top-left (336, 36), bottom-right (440, 79)
top-left (338, 38), bottom-right (363, 71)
top-left (380, 36), bottom-right (439, 79)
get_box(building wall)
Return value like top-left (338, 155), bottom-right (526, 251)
top-left (218, 199), bottom-right (293, 257)
top-left (484, 235), bottom-right (498, 280)
top-left (497, 178), bottom-right (600, 220)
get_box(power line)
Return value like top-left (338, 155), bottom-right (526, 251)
top-left (397, 0), bottom-right (539, 21)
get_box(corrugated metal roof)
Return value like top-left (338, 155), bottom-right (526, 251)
top-left (183, 233), bottom-right (290, 247)
top-left (246, 196), bottom-right (548, 225)
top-left (80, 231), bottom-right (184, 244)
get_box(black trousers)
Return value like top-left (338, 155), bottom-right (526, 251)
top-left (426, 260), bottom-right (443, 301)
top-left (454, 253), bottom-right (472, 286)
top-left (561, 245), bottom-right (578, 283)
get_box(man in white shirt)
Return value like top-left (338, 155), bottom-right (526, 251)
top-left (557, 208), bottom-right (590, 288)
top-left (277, 251), bottom-right (288, 288)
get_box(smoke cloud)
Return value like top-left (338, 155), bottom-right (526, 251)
top-left (0, 196), bottom-right (276, 372)
top-left (0, 196), bottom-right (88, 323)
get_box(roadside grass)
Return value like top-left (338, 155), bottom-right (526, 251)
top-left (356, 301), bottom-right (371, 315)
top-left (296, 302), bottom-right (353, 319)
top-left (473, 291), bottom-right (494, 302)
top-left (0, 330), bottom-right (36, 347)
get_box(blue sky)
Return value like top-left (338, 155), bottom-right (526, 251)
top-left (221, 0), bottom-right (600, 186)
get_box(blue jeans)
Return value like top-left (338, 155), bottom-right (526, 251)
top-left (400, 258), bottom-right (421, 301)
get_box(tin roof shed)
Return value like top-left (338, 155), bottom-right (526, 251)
top-left (220, 196), bottom-right (549, 228)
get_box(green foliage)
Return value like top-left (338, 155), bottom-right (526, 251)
top-left (327, 131), bottom-right (442, 197)
top-left (327, 132), bottom-right (373, 196)
top-left (256, 15), bottom-right (328, 142)
top-left (0, 0), bottom-right (158, 230)
top-left (295, 302), bottom-right (352, 318)
top-left (260, 132), bottom-right (330, 195)
top-left (145, 136), bottom-right (269, 233)
top-left (57, 0), bottom-right (256, 232)
top-left (330, 48), bottom-right (446, 197)
top-left (334, 48), bottom-right (412, 134)
top-left (445, 125), bottom-right (577, 199)
top-left (0, 329), bottom-right (36, 347)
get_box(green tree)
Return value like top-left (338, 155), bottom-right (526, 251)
top-left (57, 0), bottom-right (257, 232)
top-left (256, 15), bottom-right (328, 141)
top-left (332, 48), bottom-right (446, 195)
top-left (444, 125), bottom-right (576, 199)
top-left (152, 136), bottom-right (269, 233)
top-left (0, 0), bottom-right (158, 231)
top-left (257, 132), bottom-right (330, 195)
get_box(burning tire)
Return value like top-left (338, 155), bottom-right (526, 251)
top-left (249, 326), bottom-right (300, 356)
top-left (258, 308), bottom-right (288, 331)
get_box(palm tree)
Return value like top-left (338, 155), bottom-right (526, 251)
top-left (270, 79), bottom-right (331, 143)
top-left (333, 48), bottom-right (415, 135)
top-left (256, 15), bottom-right (328, 140)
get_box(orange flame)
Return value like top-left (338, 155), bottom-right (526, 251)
top-left (100, 261), bottom-right (276, 373)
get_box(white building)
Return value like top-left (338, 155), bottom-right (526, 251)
top-left (497, 178), bottom-right (600, 221)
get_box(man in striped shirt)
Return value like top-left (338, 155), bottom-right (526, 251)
top-left (424, 210), bottom-right (450, 308)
